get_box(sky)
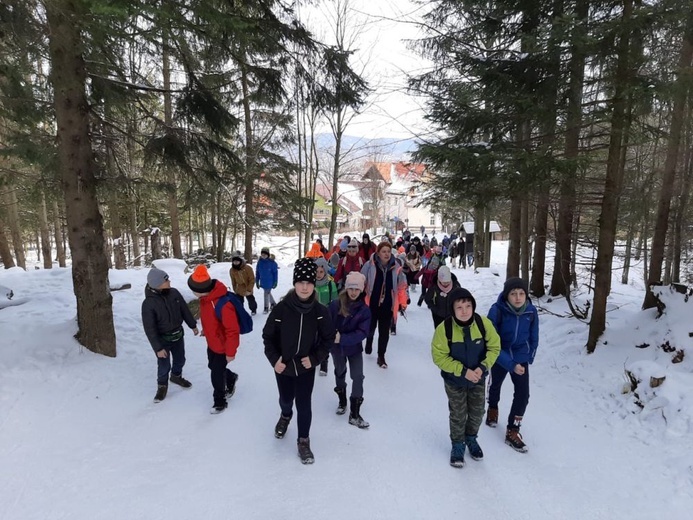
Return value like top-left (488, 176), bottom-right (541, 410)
top-left (299, 0), bottom-right (432, 140)
top-left (1, 236), bottom-right (693, 519)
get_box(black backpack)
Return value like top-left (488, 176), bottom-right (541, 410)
top-left (444, 313), bottom-right (486, 348)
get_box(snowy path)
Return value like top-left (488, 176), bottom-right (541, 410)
top-left (1, 254), bottom-right (692, 520)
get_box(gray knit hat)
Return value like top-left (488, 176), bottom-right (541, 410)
top-left (147, 268), bottom-right (169, 289)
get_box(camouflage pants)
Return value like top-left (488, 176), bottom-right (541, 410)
top-left (444, 382), bottom-right (486, 443)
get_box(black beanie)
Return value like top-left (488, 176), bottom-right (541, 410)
top-left (293, 257), bottom-right (317, 285)
top-left (503, 277), bottom-right (529, 300)
top-left (448, 287), bottom-right (476, 313)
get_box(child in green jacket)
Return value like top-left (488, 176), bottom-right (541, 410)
top-left (431, 287), bottom-right (500, 468)
top-left (314, 257), bottom-right (338, 376)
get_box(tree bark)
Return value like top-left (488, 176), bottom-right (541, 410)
top-left (0, 219), bottom-right (15, 268)
top-left (506, 196), bottom-right (521, 278)
top-left (46, 0), bottom-right (116, 356)
top-left (520, 195), bottom-right (530, 282)
top-left (52, 199), bottom-right (66, 267)
top-left (672, 140), bottom-right (693, 282)
top-left (530, 188), bottom-right (550, 296)
top-left (643, 12), bottom-right (693, 308)
top-left (587, 0), bottom-right (634, 353)
top-left (162, 35), bottom-right (182, 259)
top-left (4, 186), bottom-right (26, 269)
top-left (39, 191), bottom-right (53, 269)
top-left (241, 64), bottom-right (255, 264)
top-left (128, 194), bottom-right (141, 266)
top-left (550, 0), bottom-right (587, 296)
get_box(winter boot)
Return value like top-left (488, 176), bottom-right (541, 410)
top-left (449, 442), bottom-right (465, 468)
top-left (319, 360), bottom-right (328, 377)
top-left (297, 437), bottom-right (314, 464)
top-left (170, 374), bottom-right (192, 388)
top-left (274, 414), bottom-right (292, 439)
top-left (263, 307), bottom-right (269, 314)
top-left (153, 384), bottom-right (168, 403)
top-left (348, 397), bottom-right (370, 429)
top-left (390, 323), bottom-right (396, 335)
top-left (505, 416), bottom-right (527, 452)
top-left (465, 435), bottom-right (484, 461)
top-left (334, 387), bottom-right (348, 415)
top-left (377, 355), bottom-right (388, 369)
top-left (485, 407), bottom-right (498, 428)
top-left (210, 399), bottom-right (227, 414)
top-left (225, 372), bottom-right (239, 398)
top-left (365, 337), bottom-right (373, 355)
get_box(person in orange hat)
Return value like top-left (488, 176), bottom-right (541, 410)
top-left (188, 265), bottom-right (241, 414)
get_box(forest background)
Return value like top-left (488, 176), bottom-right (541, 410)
top-left (1, 0), bottom-right (693, 362)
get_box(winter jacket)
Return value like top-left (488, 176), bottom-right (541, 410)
top-left (315, 276), bottom-right (339, 306)
top-left (255, 257), bottom-right (278, 290)
top-left (198, 280), bottom-right (241, 357)
top-left (230, 261), bottom-right (255, 296)
top-left (416, 266), bottom-right (438, 289)
top-left (424, 279), bottom-right (462, 320)
top-left (487, 293), bottom-right (539, 371)
top-left (263, 291), bottom-right (335, 377)
top-left (334, 253), bottom-right (364, 285)
top-left (360, 254), bottom-right (408, 320)
top-left (359, 241), bottom-right (377, 264)
top-left (141, 286), bottom-right (197, 352)
top-left (328, 298), bottom-right (372, 357)
top-left (306, 242), bottom-right (324, 259)
top-left (431, 316), bottom-right (501, 389)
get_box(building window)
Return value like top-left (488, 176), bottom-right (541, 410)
top-left (430, 215), bottom-right (435, 225)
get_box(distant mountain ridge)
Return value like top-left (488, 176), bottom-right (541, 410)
top-left (314, 133), bottom-right (419, 160)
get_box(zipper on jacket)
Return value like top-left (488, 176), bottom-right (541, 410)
top-left (293, 313), bottom-right (304, 374)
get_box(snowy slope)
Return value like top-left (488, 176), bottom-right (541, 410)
top-left (1, 240), bottom-right (692, 520)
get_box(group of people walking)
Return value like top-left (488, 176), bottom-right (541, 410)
top-left (140, 233), bottom-right (539, 467)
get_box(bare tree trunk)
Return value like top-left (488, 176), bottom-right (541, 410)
top-left (162, 36), bottom-right (182, 259)
top-left (672, 141), bottom-right (693, 282)
top-left (530, 188), bottom-right (550, 296)
top-left (128, 196), bottom-right (141, 266)
top-left (0, 219), bottom-right (15, 268)
top-left (39, 192), bottom-right (52, 269)
top-left (643, 14), bottom-right (693, 307)
top-left (550, 0), bottom-right (587, 296)
top-left (241, 65), bottom-right (255, 263)
top-left (520, 195), bottom-right (530, 282)
top-left (329, 124), bottom-right (343, 249)
top-left (587, 0), bottom-right (634, 353)
top-left (52, 199), bottom-right (66, 267)
top-left (46, 0), bottom-right (116, 356)
top-left (506, 196), bottom-right (521, 278)
top-left (4, 186), bottom-right (26, 269)
top-left (621, 220), bottom-right (635, 284)
top-left (151, 228), bottom-right (162, 260)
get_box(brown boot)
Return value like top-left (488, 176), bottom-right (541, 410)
top-left (505, 428), bottom-right (528, 453)
top-left (485, 407), bottom-right (498, 427)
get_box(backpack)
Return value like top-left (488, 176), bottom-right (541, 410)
top-left (213, 291), bottom-right (253, 334)
top-left (444, 313), bottom-right (486, 348)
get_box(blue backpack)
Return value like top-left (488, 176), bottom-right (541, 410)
top-left (213, 292), bottom-right (253, 334)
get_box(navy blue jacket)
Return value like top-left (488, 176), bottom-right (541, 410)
top-left (487, 293), bottom-right (539, 371)
top-left (328, 298), bottom-right (372, 357)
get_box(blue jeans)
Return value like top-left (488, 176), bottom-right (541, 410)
top-left (156, 338), bottom-right (185, 385)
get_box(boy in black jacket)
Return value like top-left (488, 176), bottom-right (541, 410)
top-left (262, 258), bottom-right (335, 464)
top-left (141, 268), bottom-right (199, 403)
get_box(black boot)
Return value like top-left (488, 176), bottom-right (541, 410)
top-left (334, 387), bottom-right (347, 415)
top-left (153, 384), bottom-right (168, 403)
top-left (365, 337), bottom-right (373, 355)
top-left (348, 397), bottom-right (370, 429)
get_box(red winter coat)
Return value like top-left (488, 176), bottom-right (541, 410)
top-left (334, 253), bottom-right (364, 284)
top-left (359, 241), bottom-right (376, 263)
top-left (199, 280), bottom-right (240, 357)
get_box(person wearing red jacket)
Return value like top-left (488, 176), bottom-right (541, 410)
top-left (188, 265), bottom-right (240, 414)
top-left (334, 238), bottom-right (364, 288)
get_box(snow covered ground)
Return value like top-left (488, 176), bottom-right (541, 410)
top-left (1, 238), bottom-right (692, 520)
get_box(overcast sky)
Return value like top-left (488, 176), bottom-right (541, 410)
top-left (299, 0), bottom-right (432, 141)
